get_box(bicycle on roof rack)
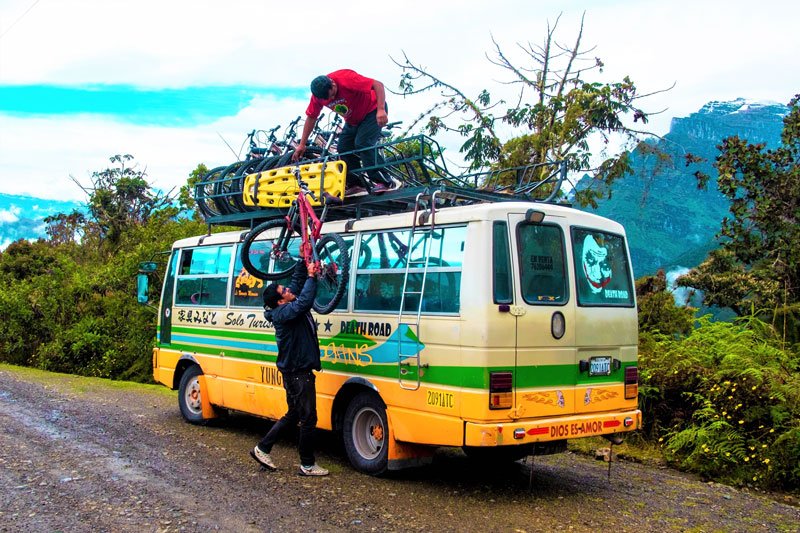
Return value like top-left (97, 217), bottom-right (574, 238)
top-left (239, 166), bottom-right (350, 314)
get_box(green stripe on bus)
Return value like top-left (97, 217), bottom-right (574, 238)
top-left (158, 339), bottom-right (626, 390)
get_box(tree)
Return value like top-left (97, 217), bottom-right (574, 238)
top-left (394, 13), bottom-right (667, 207)
top-left (179, 163), bottom-right (209, 221)
top-left (44, 210), bottom-right (86, 245)
top-left (635, 269), bottom-right (695, 336)
top-left (679, 95), bottom-right (800, 342)
top-left (73, 154), bottom-right (175, 248)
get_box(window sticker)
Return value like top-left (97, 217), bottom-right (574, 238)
top-left (572, 229), bottom-right (634, 307)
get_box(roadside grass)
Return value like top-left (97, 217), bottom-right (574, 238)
top-left (0, 362), bottom-right (173, 397)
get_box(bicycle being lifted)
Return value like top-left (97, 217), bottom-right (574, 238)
top-left (240, 166), bottom-right (350, 314)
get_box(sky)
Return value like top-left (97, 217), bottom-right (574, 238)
top-left (0, 0), bottom-right (797, 203)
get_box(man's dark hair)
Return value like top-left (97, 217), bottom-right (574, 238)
top-left (263, 283), bottom-right (282, 310)
top-left (310, 75), bottom-right (332, 99)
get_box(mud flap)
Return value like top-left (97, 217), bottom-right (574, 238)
top-left (386, 412), bottom-right (434, 471)
top-left (197, 375), bottom-right (219, 420)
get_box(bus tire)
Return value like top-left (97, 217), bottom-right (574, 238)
top-left (178, 365), bottom-right (207, 425)
top-left (343, 392), bottom-right (389, 475)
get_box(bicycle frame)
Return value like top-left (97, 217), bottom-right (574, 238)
top-left (272, 167), bottom-right (330, 267)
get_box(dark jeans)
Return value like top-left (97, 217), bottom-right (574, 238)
top-left (257, 370), bottom-right (317, 467)
top-left (337, 109), bottom-right (389, 187)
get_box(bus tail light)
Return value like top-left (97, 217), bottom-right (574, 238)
top-left (489, 371), bottom-right (513, 409)
top-left (624, 366), bottom-right (638, 399)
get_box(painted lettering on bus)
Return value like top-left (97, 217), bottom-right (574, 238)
top-left (260, 366), bottom-right (282, 386)
top-left (177, 310), bottom-right (218, 325)
top-left (549, 420), bottom-right (604, 438)
top-left (322, 343), bottom-right (373, 366)
top-left (339, 320), bottom-right (392, 337)
top-left (426, 390), bottom-right (455, 409)
top-left (224, 312), bottom-right (273, 329)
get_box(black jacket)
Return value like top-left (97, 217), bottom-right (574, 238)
top-left (264, 261), bottom-right (321, 374)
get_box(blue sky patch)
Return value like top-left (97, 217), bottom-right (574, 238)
top-left (0, 84), bottom-right (306, 126)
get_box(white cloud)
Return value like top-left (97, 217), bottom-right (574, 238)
top-left (1, 0), bottom-right (798, 201)
top-left (0, 206), bottom-right (21, 222)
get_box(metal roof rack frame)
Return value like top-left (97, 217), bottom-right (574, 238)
top-left (195, 135), bottom-right (567, 231)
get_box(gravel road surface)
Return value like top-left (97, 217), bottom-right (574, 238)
top-left (1, 365), bottom-right (798, 532)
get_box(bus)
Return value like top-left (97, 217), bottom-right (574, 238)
top-left (140, 200), bottom-right (641, 474)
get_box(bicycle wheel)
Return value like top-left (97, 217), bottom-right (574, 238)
top-left (214, 161), bottom-right (246, 215)
top-left (383, 145), bottom-right (419, 186)
top-left (240, 219), bottom-right (300, 281)
top-left (195, 165), bottom-right (227, 219)
top-left (313, 232), bottom-right (350, 314)
top-left (255, 154), bottom-right (283, 172)
top-left (232, 159), bottom-right (262, 212)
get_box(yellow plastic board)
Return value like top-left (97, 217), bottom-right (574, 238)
top-left (242, 161), bottom-right (346, 208)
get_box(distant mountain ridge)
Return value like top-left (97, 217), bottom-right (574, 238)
top-left (0, 192), bottom-right (84, 249)
top-left (579, 98), bottom-right (789, 278)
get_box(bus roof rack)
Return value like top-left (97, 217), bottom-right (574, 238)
top-left (194, 134), bottom-right (568, 229)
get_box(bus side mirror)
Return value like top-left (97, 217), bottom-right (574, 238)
top-left (137, 261), bottom-right (158, 305)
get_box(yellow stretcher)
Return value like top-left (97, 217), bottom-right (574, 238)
top-left (242, 161), bottom-right (347, 208)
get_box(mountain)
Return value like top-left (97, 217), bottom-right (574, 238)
top-left (0, 193), bottom-right (84, 249)
top-left (579, 98), bottom-right (789, 278)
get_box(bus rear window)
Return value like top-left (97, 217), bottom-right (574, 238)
top-left (571, 228), bottom-right (634, 307)
top-left (517, 224), bottom-right (567, 305)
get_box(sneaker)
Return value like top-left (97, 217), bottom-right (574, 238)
top-left (299, 464), bottom-right (329, 476)
top-left (388, 177), bottom-right (403, 191)
top-left (250, 446), bottom-right (277, 471)
top-left (345, 185), bottom-right (368, 198)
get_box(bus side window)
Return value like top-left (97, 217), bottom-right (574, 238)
top-left (493, 221), bottom-right (513, 304)
top-left (231, 241), bottom-right (270, 307)
top-left (175, 245), bottom-right (232, 306)
top-left (354, 226), bottom-right (465, 314)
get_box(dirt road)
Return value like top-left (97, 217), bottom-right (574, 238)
top-left (1, 364), bottom-right (797, 532)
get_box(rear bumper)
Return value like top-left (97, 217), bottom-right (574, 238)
top-left (464, 409), bottom-right (641, 447)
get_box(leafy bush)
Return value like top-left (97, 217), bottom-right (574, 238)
top-left (640, 315), bottom-right (800, 490)
top-left (0, 156), bottom-right (207, 383)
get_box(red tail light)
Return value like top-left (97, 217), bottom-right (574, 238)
top-left (489, 371), bottom-right (513, 409)
top-left (624, 366), bottom-right (638, 399)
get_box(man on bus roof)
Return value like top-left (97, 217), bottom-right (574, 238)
top-left (292, 69), bottom-right (401, 197)
top-left (250, 260), bottom-right (329, 477)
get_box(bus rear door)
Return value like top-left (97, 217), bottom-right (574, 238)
top-left (507, 212), bottom-right (578, 418)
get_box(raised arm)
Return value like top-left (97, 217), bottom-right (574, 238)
top-left (292, 116), bottom-right (316, 162)
top-left (372, 79), bottom-right (388, 127)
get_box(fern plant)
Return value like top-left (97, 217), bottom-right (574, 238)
top-left (639, 315), bottom-right (800, 490)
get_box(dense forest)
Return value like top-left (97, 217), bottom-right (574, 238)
top-left (1, 20), bottom-right (797, 491)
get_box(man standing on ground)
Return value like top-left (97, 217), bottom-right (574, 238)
top-left (292, 69), bottom-right (400, 196)
top-left (250, 260), bottom-right (329, 476)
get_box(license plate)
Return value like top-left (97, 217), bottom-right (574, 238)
top-left (589, 356), bottom-right (612, 376)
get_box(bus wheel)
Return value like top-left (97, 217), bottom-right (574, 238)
top-left (178, 365), bottom-right (207, 424)
top-left (343, 392), bottom-right (389, 475)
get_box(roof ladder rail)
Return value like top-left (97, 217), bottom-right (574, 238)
top-left (396, 190), bottom-right (440, 391)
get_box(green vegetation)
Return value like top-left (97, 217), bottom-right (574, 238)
top-left (680, 94), bottom-right (800, 344)
top-left (0, 155), bottom-right (206, 382)
top-left (639, 316), bottom-right (799, 490)
top-left (636, 96), bottom-right (800, 491)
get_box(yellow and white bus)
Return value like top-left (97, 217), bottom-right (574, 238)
top-left (143, 200), bottom-right (640, 474)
